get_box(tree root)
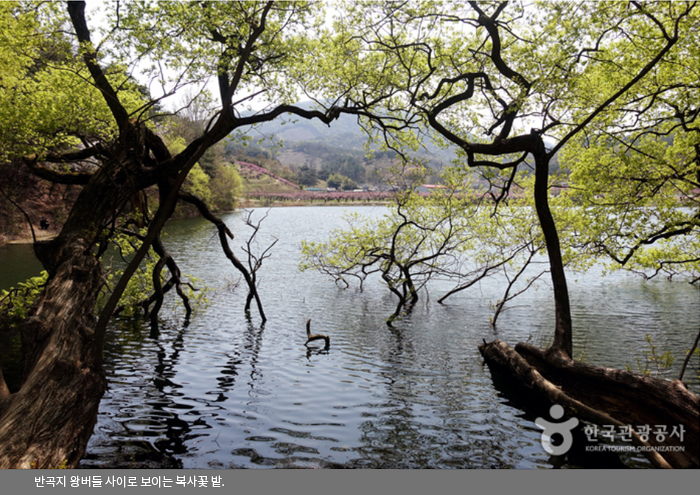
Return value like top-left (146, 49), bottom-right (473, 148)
top-left (479, 339), bottom-right (699, 469)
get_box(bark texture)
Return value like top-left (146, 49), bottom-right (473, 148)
top-left (0, 239), bottom-right (106, 468)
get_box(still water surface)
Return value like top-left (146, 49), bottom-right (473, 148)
top-left (1, 206), bottom-right (698, 468)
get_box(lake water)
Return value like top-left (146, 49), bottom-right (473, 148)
top-left (1, 206), bottom-right (698, 468)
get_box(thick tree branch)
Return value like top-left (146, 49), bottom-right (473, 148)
top-left (23, 158), bottom-right (93, 185)
top-left (67, 1), bottom-right (130, 128)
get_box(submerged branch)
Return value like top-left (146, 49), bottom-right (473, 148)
top-left (305, 319), bottom-right (330, 348)
top-left (491, 247), bottom-right (547, 328)
top-left (178, 193), bottom-right (267, 322)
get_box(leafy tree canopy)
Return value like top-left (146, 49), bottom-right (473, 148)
top-left (0, 2), bottom-right (145, 162)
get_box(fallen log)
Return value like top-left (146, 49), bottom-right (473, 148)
top-left (479, 339), bottom-right (699, 469)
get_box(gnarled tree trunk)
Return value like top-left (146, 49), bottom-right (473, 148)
top-left (0, 117), bottom-right (175, 467)
top-left (0, 240), bottom-right (106, 468)
top-left (478, 148), bottom-right (699, 469)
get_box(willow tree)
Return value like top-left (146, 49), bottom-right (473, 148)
top-left (300, 168), bottom-right (581, 327)
top-left (0, 1), bottom-right (364, 468)
top-left (323, 0), bottom-right (698, 467)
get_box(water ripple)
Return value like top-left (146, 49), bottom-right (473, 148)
top-left (79, 207), bottom-right (699, 469)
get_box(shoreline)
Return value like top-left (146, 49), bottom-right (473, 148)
top-left (0, 201), bottom-right (392, 246)
top-left (239, 199), bottom-right (391, 208)
top-left (0, 231), bottom-right (58, 246)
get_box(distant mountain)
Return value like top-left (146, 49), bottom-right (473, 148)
top-left (244, 100), bottom-right (457, 163)
top-left (231, 101), bottom-right (564, 184)
top-left (221, 103), bottom-right (442, 186)
top-left (242, 100), bottom-right (371, 147)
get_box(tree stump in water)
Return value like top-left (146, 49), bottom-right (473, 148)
top-left (305, 319), bottom-right (330, 348)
